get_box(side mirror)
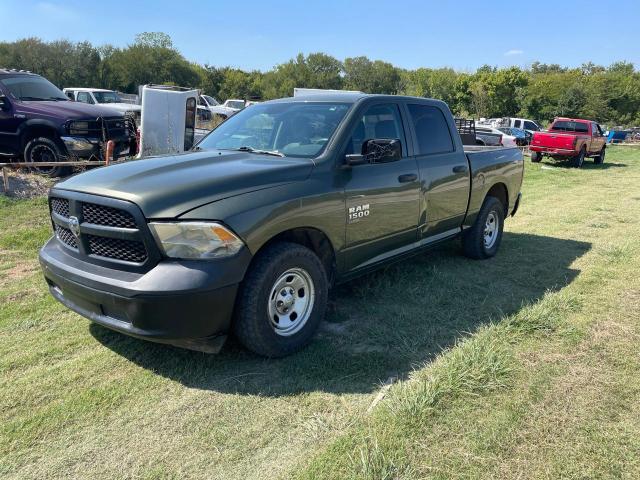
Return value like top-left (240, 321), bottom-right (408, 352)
top-left (363, 138), bottom-right (402, 163)
top-left (0, 95), bottom-right (10, 111)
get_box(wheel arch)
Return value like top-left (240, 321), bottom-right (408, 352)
top-left (485, 182), bottom-right (509, 217)
top-left (18, 120), bottom-right (61, 150)
top-left (250, 227), bottom-right (337, 285)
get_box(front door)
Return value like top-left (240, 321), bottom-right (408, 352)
top-left (342, 102), bottom-right (420, 271)
top-left (591, 123), bottom-right (606, 153)
top-left (0, 93), bottom-right (19, 155)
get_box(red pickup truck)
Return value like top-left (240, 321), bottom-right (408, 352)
top-left (530, 118), bottom-right (607, 168)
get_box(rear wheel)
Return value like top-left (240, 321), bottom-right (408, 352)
top-left (23, 137), bottom-right (69, 177)
top-left (233, 242), bottom-right (328, 357)
top-left (573, 147), bottom-right (586, 168)
top-left (594, 147), bottom-right (606, 165)
top-left (530, 151), bottom-right (542, 163)
top-left (462, 196), bottom-right (505, 259)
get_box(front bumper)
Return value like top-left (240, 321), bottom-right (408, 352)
top-left (529, 146), bottom-right (576, 156)
top-left (39, 237), bottom-right (252, 352)
top-left (60, 136), bottom-right (132, 160)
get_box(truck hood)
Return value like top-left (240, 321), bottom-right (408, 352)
top-left (17, 100), bottom-right (124, 120)
top-left (97, 103), bottom-right (142, 113)
top-left (54, 150), bottom-right (314, 218)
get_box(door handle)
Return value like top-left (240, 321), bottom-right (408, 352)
top-left (398, 173), bottom-right (417, 183)
top-left (452, 165), bottom-right (468, 173)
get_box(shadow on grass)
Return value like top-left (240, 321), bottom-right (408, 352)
top-left (91, 232), bottom-right (590, 396)
top-left (538, 159), bottom-right (627, 170)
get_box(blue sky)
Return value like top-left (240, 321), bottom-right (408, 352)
top-left (1, 0), bottom-right (639, 71)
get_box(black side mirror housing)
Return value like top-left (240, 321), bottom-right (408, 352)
top-left (345, 153), bottom-right (368, 166)
top-left (0, 95), bottom-right (10, 111)
top-left (362, 138), bottom-right (402, 163)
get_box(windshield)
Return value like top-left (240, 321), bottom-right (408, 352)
top-left (203, 95), bottom-right (219, 106)
top-left (227, 100), bottom-right (245, 109)
top-left (551, 121), bottom-right (589, 133)
top-left (0, 75), bottom-right (68, 101)
top-left (93, 91), bottom-right (121, 104)
top-left (197, 102), bottom-right (351, 158)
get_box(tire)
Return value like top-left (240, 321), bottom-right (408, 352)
top-left (462, 196), bottom-right (505, 260)
top-left (530, 151), bottom-right (542, 163)
top-left (233, 242), bottom-right (328, 357)
top-left (573, 147), bottom-right (586, 168)
top-left (594, 147), bottom-right (606, 165)
top-left (23, 137), bottom-right (69, 177)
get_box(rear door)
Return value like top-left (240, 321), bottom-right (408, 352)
top-left (342, 101), bottom-right (420, 270)
top-left (406, 103), bottom-right (470, 237)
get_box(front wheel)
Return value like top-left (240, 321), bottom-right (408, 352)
top-left (24, 137), bottom-right (69, 177)
top-left (233, 242), bottom-right (328, 357)
top-left (462, 196), bottom-right (505, 259)
top-left (594, 147), bottom-right (606, 165)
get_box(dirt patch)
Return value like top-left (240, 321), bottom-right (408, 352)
top-left (4, 262), bottom-right (39, 281)
top-left (0, 169), bottom-right (54, 198)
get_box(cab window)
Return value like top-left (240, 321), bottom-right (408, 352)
top-left (347, 103), bottom-right (406, 156)
top-left (76, 92), bottom-right (94, 104)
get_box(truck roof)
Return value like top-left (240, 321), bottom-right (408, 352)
top-left (554, 117), bottom-right (591, 123)
top-left (63, 87), bottom-right (114, 92)
top-left (268, 93), bottom-right (448, 105)
top-left (0, 68), bottom-right (37, 76)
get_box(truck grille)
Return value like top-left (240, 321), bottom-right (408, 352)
top-left (67, 116), bottom-right (135, 141)
top-left (54, 224), bottom-right (78, 249)
top-left (51, 198), bottom-right (70, 218)
top-left (49, 194), bottom-right (154, 268)
top-left (82, 203), bottom-right (136, 228)
top-left (87, 235), bottom-right (147, 263)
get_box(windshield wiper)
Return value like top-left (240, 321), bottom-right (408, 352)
top-left (20, 96), bottom-right (47, 101)
top-left (236, 146), bottom-right (284, 157)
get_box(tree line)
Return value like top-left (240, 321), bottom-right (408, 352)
top-left (1, 33), bottom-right (639, 127)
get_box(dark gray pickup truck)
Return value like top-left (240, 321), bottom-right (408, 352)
top-left (39, 93), bottom-right (523, 357)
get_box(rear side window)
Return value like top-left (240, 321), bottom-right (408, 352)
top-left (551, 121), bottom-right (589, 133)
top-left (523, 120), bottom-right (539, 131)
top-left (408, 104), bottom-right (454, 155)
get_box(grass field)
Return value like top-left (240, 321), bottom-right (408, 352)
top-left (1, 147), bottom-right (640, 479)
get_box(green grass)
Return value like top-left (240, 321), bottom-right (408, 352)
top-left (1, 147), bottom-right (640, 479)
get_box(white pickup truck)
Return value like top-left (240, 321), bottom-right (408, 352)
top-left (198, 95), bottom-right (245, 119)
top-left (63, 88), bottom-right (142, 122)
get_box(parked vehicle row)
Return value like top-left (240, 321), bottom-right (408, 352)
top-left (39, 92), bottom-right (524, 357)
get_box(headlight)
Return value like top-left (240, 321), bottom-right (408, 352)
top-left (68, 121), bottom-right (90, 135)
top-left (148, 222), bottom-right (244, 259)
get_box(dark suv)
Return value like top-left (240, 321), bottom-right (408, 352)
top-left (0, 69), bottom-right (136, 176)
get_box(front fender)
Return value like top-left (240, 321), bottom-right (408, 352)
top-left (179, 179), bottom-right (346, 258)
